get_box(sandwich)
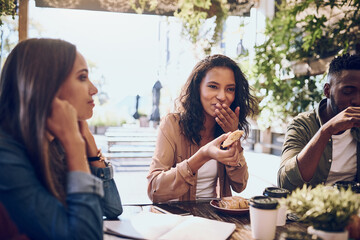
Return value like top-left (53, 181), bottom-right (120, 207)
top-left (221, 130), bottom-right (244, 149)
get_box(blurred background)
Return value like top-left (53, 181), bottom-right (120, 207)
top-left (1, 0), bottom-right (359, 203)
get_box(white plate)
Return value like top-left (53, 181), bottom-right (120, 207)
top-left (210, 199), bottom-right (249, 215)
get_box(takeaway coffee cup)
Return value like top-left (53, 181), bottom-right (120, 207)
top-left (249, 196), bottom-right (279, 240)
top-left (263, 187), bottom-right (290, 226)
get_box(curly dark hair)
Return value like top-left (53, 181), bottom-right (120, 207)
top-left (175, 54), bottom-right (257, 145)
top-left (329, 53), bottom-right (360, 75)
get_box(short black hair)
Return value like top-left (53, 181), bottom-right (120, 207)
top-left (328, 53), bottom-right (360, 75)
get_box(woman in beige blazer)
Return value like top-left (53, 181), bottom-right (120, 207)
top-left (147, 55), bottom-right (257, 203)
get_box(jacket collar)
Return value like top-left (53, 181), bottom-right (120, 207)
top-left (315, 98), bottom-right (327, 127)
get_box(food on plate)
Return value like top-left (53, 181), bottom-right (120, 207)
top-left (219, 196), bottom-right (249, 209)
top-left (221, 130), bottom-right (244, 149)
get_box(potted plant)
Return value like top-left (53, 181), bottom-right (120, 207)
top-left (283, 184), bottom-right (360, 240)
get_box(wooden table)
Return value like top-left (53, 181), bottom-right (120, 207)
top-left (104, 200), bottom-right (308, 240)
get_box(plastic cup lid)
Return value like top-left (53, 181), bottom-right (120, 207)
top-left (263, 187), bottom-right (290, 198)
top-left (333, 181), bottom-right (360, 193)
top-left (249, 196), bottom-right (278, 209)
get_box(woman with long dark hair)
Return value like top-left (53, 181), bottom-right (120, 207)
top-left (0, 38), bottom-right (122, 239)
top-left (147, 54), bottom-right (257, 202)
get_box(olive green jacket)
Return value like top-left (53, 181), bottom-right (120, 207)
top-left (278, 99), bottom-right (360, 191)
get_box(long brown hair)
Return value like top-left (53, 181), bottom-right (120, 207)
top-left (175, 54), bottom-right (257, 145)
top-left (0, 38), bottom-right (76, 200)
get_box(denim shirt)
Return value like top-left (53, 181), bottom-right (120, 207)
top-left (278, 99), bottom-right (360, 191)
top-left (0, 128), bottom-right (122, 239)
top-left (49, 137), bottom-right (122, 220)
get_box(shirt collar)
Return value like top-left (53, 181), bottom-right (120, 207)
top-left (315, 98), bottom-right (327, 127)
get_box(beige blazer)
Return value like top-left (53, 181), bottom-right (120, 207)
top-left (147, 113), bottom-right (248, 203)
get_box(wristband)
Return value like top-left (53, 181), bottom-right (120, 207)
top-left (88, 156), bottom-right (101, 162)
top-left (88, 150), bottom-right (105, 162)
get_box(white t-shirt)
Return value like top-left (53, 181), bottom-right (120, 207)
top-left (326, 129), bottom-right (357, 185)
top-left (196, 159), bottom-right (218, 199)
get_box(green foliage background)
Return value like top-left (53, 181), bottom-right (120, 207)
top-left (130, 0), bottom-right (360, 130)
top-left (130, 0), bottom-right (229, 53)
top-left (253, 0), bottom-right (360, 129)
top-left (174, 0), bottom-right (228, 46)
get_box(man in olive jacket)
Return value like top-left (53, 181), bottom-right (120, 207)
top-left (278, 54), bottom-right (360, 191)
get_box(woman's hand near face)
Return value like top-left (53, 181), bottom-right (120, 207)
top-left (215, 103), bottom-right (240, 132)
top-left (47, 98), bottom-right (90, 173)
top-left (47, 98), bottom-right (82, 142)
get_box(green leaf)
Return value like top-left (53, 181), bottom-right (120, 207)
top-left (285, 184), bottom-right (360, 231)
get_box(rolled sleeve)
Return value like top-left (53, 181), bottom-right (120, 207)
top-left (279, 111), bottom-right (320, 190)
top-left (178, 160), bottom-right (196, 185)
top-left (225, 162), bottom-right (248, 193)
top-left (67, 171), bottom-right (104, 197)
top-left (278, 155), bottom-right (306, 190)
top-left (90, 163), bottom-right (113, 181)
top-left (89, 164), bottom-right (123, 219)
top-left (279, 128), bottom-right (308, 190)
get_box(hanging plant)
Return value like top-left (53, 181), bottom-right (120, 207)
top-left (129, 0), bottom-right (158, 14)
top-left (174, 0), bottom-right (229, 53)
top-left (174, 0), bottom-right (228, 49)
top-left (129, 0), bottom-right (229, 51)
top-left (0, 0), bottom-right (17, 26)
